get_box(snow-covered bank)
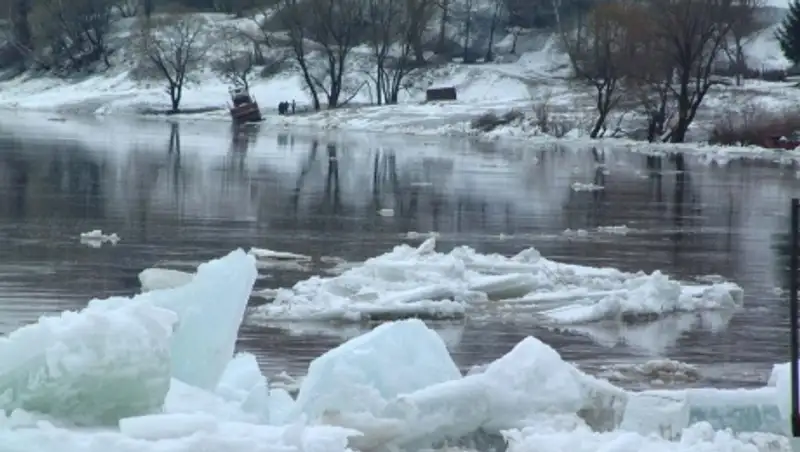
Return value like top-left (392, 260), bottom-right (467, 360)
top-left (0, 10), bottom-right (796, 162)
top-left (248, 237), bottom-right (742, 323)
top-left (6, 65), bottom-right (800, 163)
top-left (0, 248), bottom-right (791, 451)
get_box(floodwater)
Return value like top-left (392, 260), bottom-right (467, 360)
top-left (0, 114), bottom-right (798, 389)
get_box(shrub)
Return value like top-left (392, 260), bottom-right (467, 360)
top-left (710, 104), bottom-right (800, 146)
top-left (471, 109), bottom-right (524, 132)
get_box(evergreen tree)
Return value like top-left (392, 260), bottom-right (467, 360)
top-left (777, 0), bottom-right (800, 66)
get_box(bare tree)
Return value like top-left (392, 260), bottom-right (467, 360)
top-left (643, 0), bottom-right (742, 143)
top-left (29, 0), bottom-right (118, 72)
top-left (0, 0), bottom-right (33, 67)
top-left (365, 0), bottom-right (418, 104)
top-left (276, 0), bottom-right (320, 110)
top-left (405, 0), bottom-right (437, 64)
top-left (507, 25), bottom-right (526, 54)
top-left (365, 0), bottom-right (399, 105)
top-left (214, 28), bottom-right (257, 91)
top-left (436, 0), bottom-right (450, 53)
top-left (137, 15), bottom-right (211, 112)
top-left (114, 0), bottom-right (139, 17)
top-left (278, 0), bottom-right (364, 110)
top-left (459, 0), bottom-right (476, 62)
top-left (561, 1), bottom-right (632, 138)
top-left (724, 0), bottom-right (765, 85)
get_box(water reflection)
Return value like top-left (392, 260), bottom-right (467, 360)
top-left (0, 117), bottom-right (800, 386)
top-left (552, 311), bottom-right (736, 356)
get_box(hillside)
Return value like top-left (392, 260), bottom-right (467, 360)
top-left (0, 4), bottom-right (794, 143)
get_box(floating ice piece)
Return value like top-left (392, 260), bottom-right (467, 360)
top-left (215, 352), bottom-right (270, 421)
top-left (138, 268), bottom-right (194, 292)
top-left (79, 229), bottom-right (120, 247)
top-left (596, 225), bottom-right (630, 235)
top-left (0, 298), bottom-right (176, 425)
top-left (149, 249), bottom-right (258, 390)
top-left (294, 319), bottom-right (461, 421)
top-left (248, 247), bottom-right (312, 271)
top-left (248, 248), bottom-right (310, 261)
top-left (562, 228), bottom-right (589, 238)
top-left (571, 182), bottom-right (604, 192)
top-left (378, 208), bottom-right (395, 217)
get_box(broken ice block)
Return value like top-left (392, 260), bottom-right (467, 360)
top-left (621, 387), bottom-right (783, 438)
top-left (0, 300), bottom-right (176, 425)
top-left (215, 353), bottom-right (270, 421)
top-left (620, 392), bottom-right (690, 440)
top-left (386, 335), bottom-right (627, 449)
top-left (687, 387), bottom-right (783, 434)
top-left (151, 249), bottom-right (258, 390)
top-left (294, 318), bottom-right (462, 419)
top-left (139, 268), bottom-right (195, 292)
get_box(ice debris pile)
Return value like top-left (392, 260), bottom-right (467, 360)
top-left (250, 237), bottom-right (743, 323)
top-left (0, 249), bottom-right (792, 451)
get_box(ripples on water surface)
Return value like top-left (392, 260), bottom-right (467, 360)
top-left (0, 115), bottom-right (798, 388)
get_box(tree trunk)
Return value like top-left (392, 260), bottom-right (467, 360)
top-left (485, 7), bottom-right (499, 62)
top-left (169, 84), bottom-right (182, 113)
top-left (437, 0), bottom-right (449, 53)
top-left (463, 15), bottom-right (471, 62)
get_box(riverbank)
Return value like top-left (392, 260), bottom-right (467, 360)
top-left (0, 9), bottom-right (796, 163)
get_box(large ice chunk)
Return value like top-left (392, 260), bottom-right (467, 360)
top-left (294, 318), bottom-right (462, 420)
top-left (0, 300), bottom-right (176, 425)
top-left (149, 249), bottom-right (258, 390)
top-left (385, 335), bottom-right (627, 448)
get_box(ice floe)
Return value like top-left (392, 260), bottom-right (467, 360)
top-left (249, 237), bottom-right (743, 324)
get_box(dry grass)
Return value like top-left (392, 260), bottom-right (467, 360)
top-left (710, 103), bottom-right (800, 146)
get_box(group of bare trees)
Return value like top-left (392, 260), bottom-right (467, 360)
top-left (560, 0), bottom-right (767, 142)
top-left (255, 0), bottom-right (440, 110)
top-left (0, 0), bottom-right (127, 72)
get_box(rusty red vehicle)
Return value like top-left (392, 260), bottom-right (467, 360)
top-left (228, 87), bottom-right (262, 123)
